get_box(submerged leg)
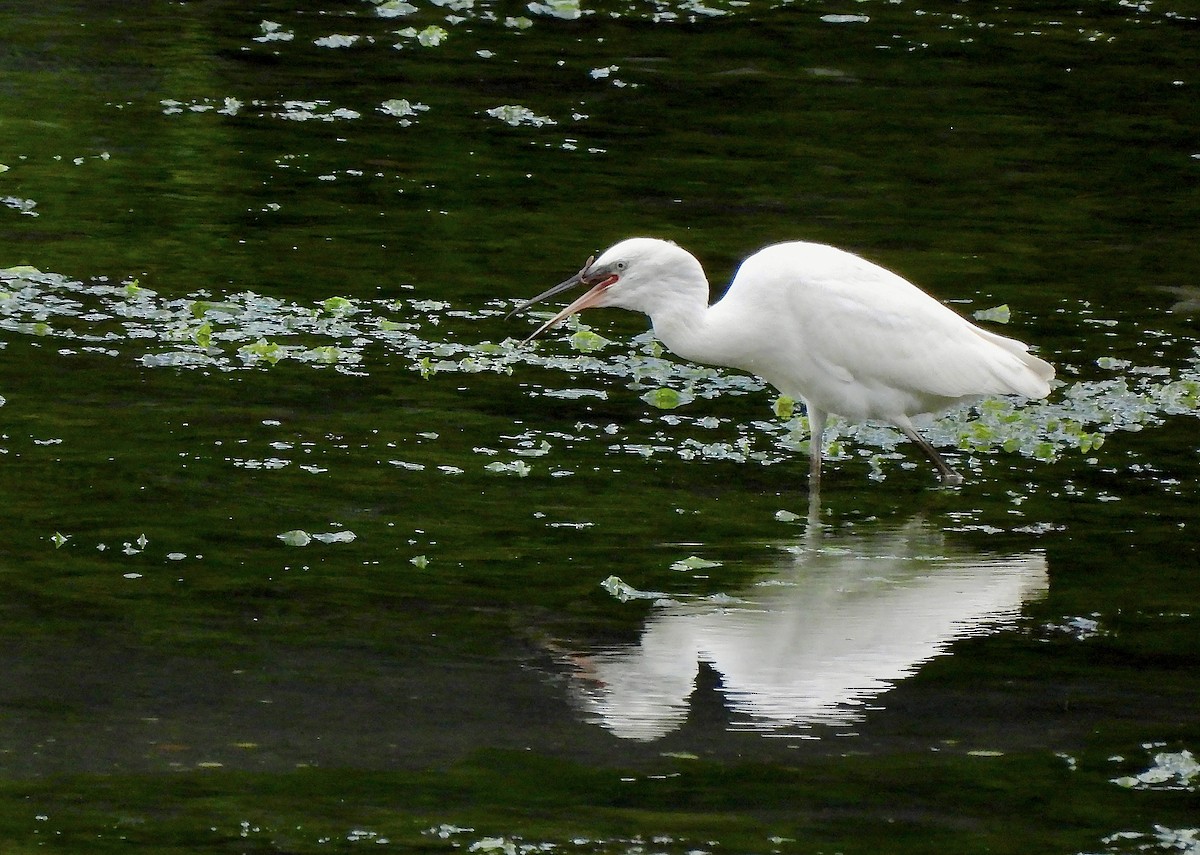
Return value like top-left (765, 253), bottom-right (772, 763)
top-left (898, 422), bottom-right (963, 485)
top-left (805, 405), bottom-right (827, 489)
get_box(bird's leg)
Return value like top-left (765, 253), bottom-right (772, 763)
top-left (805, 405), bottom-right (827, 489)
top-left (899, 424), bottom-right (964, 486)
top-left (806, 488), bottom-right (822, 533)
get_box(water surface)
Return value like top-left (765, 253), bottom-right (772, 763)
top-left (1, 1), bottom-right (1198, 853)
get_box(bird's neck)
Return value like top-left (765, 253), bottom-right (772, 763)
top-left (646, 286), bottom-right (737, 370)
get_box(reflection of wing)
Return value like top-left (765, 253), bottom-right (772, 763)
top-left (1161, 284), bottom-right (1200, 313)
top-left (711, 550), bottom-right (1046, 731)
top-left (569, 523), bottom-right (1049, 741)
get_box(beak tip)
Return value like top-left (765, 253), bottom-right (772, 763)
top-left (507, 262), bottom-right (598, 342)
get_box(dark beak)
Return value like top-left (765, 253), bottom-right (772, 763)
top-left (505, 267), bottom-right (588, 321)
top-left (509, 255), bottom-right (617, 344)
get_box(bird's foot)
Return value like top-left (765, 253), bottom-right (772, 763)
top-left (939, 470), bottom-right (964, 487)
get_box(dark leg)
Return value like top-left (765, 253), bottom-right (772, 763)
top-left (806, 406), bottom-right (827, 490)
top-left (899, 424), bottom-right (963, 486)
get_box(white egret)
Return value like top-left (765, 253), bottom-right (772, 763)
top-left (510, 238), bottom-right (1055, 486)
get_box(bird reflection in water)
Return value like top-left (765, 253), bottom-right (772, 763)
top-left (560, 520), bottom-right (1048, 741)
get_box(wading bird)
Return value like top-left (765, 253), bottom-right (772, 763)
top-left (509, 238), bottom-right (1054, 486)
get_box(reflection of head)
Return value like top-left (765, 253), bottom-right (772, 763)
top-left (568, 524), bottom-right (1049, 741)
top-left (572, 623), bottom-right (701, 741)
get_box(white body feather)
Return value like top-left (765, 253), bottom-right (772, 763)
top-left (683, 242), bottom-right (1054, 423)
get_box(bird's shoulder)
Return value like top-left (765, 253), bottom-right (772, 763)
top-left (726, 242), bottom-right (940, 321)
top-left (708, 242), bottom-right (1051, 406)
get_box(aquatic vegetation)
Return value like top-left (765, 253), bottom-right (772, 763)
top-left (277, 530), bottom-right (312, 546)
top-left (973, 304), bottom-right (1012, 324)
top-left (339, 0), bottom-right (1199, 46)
top-left (160, 97), bottom-right (361, 122)
top-left (379, 98), bottom-right (431, 124)
top-left (139, 0), bottom-right (1198, 165)
top-left (640, 387), bottom-right (692, 410)
top-left (393, 25), bottom-right (449, 47)
top-left (277, 529), bottom-right (357, 546)
top-left (531, 0), bottom-right (582, 18)
top-left (313, 34), bottom-right (367, 48)
top-left (2, 195), bottom-right (38, 216)
top-left (1043, 615), bottom-right (1105, 641)
top-left (1097, 826), bottom-right (1200, 855)
top-left (2, 263), bottom-right (1198, 482)
top-left (484, 460), bottom-right (532, 476)
top-left (600, 575), bottom-right (668, 602)
top-left (568, 329), bottom-right (610, 352)
top-left (1112, 748), bottom-right (1199, 792)
top-left (422, 823), bottom-right (735, 855)
top-left (318, 531), bottom-right (356, 543)
top-left (372, 0), bottom-right (418, 17)
top-left (669, 555), bottom-right (721, 571)
top-left (485, 105), bottom-right (557, 128)
top-left (253, 20), bottom-right (294, 42)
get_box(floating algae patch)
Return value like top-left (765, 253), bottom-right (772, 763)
top-left (485, 105), bottom-right (557, 128)
top-left (1112, 748), bottom-right (1199, 792)
top-left (2, 265), bottom-right (1199, 481)
top-left (0, 266), bottom-right (456, 376)
top-left (334, 0), bottom-right (1193, 36)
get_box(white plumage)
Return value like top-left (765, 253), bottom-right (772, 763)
top-left (511, 237), bottom-right (1054, 486)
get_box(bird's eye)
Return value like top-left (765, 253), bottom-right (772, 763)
top-left (616, 261), bottom-right (627, 271)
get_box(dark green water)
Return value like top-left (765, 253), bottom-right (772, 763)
top-left (2, 1), bottom-right (1198, 852)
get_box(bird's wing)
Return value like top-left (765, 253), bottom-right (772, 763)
top-left (720, 244), bottom-right (1051, 416)
top-left (798, 259), bottom-right (1046, 398)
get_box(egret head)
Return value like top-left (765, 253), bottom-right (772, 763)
top-left (509, 238), bottom-right (702, 343)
